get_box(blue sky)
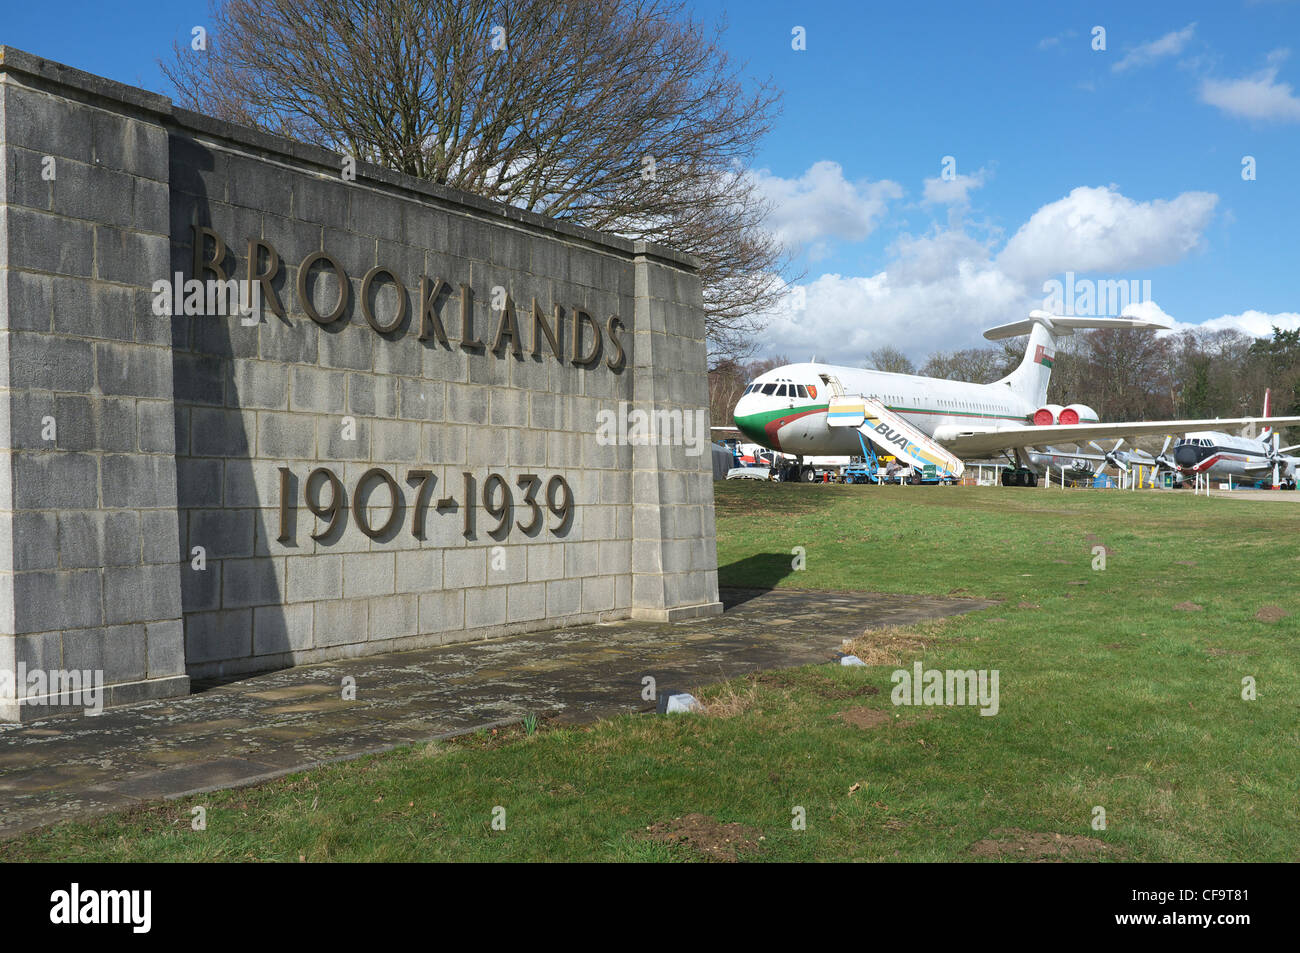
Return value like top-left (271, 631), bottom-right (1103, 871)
top-left (4, 0), bottom-right (1298, 361)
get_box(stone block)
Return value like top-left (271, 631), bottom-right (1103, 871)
top-left (104, 564), bottom-right (182, 624)
top-left (252, 604), bottom-right (314, 655)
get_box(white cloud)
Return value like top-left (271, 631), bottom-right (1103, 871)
top-left (1038, 29), bottom-right (1077, 52)
top-left (754, 260), bottom-right (1028, 366)
top-left (750, 184), bottom-right (1222, 365)
top-left (995, 186), bottom-right (1218, 283)
top-left (921, 168), bottom-right (988, 207)
top-left (1112, 23), bottom-right (1197, 72)
top-left (752, 160), bottom-right (902, 251)
top-left (1200, 50), bottom-right (1300, 122)
top-left (1163, 309), bottom-right (1300, 338)
top-left (1119, 299), bottom-right (1177, 325)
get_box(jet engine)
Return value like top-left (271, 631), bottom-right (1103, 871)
top-left (1058, 403), bottom-right (1099, 425)
top-left (1033, 404), bottom-right (1065, 426)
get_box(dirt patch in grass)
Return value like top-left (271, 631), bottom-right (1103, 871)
top-left (1174, 601), bottom-right (1204, 612)
top-left (1255, 605), bottom-right (1287, 622)
top-left (818, 682), bottom-right (880, 700)
top-left (969, 828), bottom-right (1119, 861)
top-left (639, 813), bottom-right (762, 862)
top-left (838, 707), bottom-right (893, 729)
top-left (1083, 534), bottom-right (1114, 555)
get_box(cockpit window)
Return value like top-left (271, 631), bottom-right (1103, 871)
top-left (761, 383), bottom-right (777, 395)
top-left (796, 385), bottom-right (808, 398)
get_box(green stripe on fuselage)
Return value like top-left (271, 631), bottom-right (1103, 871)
top-left (734, 403), bottom-right (828, 443)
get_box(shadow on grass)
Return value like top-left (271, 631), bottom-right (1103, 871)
top-left (718, 552), bottom-right (799, 606)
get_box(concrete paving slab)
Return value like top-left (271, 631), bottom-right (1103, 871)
top-left (0, 587), bottom-right (995, 837)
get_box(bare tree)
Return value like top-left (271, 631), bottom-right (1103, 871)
top-left (164, 0), bottom-right (788, 363)
top-left (867, 346), bottom-right (914, 375)
top-left (707, 354), bottom-right (790, 425)
top-left (920, 346), bottom-right (1012, 383)
top-left (1075, 328), bottom-right (1172, 421)
top-left (708, 358), bottom-right (747, 428)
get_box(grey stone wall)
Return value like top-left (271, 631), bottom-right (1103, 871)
top-left (0, 47), bottom-right (721, 719)
top-left (0, 52), bottom-right (187, 720)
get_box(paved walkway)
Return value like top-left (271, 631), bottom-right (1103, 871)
top-left (0, 587), bottom-right (994, 837)
top-left (1206, 489), bottom-right (1300, 502)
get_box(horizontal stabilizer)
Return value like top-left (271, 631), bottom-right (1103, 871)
top-left (984, 310), bottom-right (1172, 341)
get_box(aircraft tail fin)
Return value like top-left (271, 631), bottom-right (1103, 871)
top-left (986, 310), bottom-right (1172, 408)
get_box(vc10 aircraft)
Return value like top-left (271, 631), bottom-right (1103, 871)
top-left (732, 311), bottom-right (1300, 486)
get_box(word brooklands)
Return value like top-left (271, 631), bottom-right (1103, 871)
top-left (158, 223), bottom-right (627, 372)
top-left (891, 662), bottom-right (1000, 716)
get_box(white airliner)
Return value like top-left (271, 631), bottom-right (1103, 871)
top-left (1172, 391), bottom-right (1300, 489)
top-left (732, 311), bottom-right (1300, 486)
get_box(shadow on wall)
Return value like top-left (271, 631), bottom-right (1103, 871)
top-left (169, 133), bottom-right (291, 681)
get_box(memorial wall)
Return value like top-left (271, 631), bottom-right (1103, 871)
top-left (0, 47), bottom-right (722, 721)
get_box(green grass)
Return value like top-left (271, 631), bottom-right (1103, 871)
top-left (4, 483), bottom-right (1298, 862)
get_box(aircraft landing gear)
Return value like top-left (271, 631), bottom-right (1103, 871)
top-left (1001, 467), bottom-right (1037, 487)
top-left (800, 466), bottom-right (816, 483)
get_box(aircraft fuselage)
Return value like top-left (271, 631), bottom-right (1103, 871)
top-left (732, 362), bottom-right (1035, 456)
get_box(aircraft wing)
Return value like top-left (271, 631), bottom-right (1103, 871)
top-left (943, 417), bottom-right (1300, 459)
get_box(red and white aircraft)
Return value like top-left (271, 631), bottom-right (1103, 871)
top-left (1172, 391), bottom-right (1300, 489)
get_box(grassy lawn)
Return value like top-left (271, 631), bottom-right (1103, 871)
top-left (4, 483), bottom-right (1297, 861)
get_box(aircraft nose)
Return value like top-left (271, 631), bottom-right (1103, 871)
top-left (733, 393), bottom-right (765, 443)
top-left (1174, 445), bottom-right (1199, 468)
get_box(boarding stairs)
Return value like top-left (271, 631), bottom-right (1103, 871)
top-left (827, 396), bottom-right (965, 479)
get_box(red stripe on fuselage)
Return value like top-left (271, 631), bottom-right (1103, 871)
top-left (1191, 453), bottom-right (1249, 472)
top-left (762, 408), bottom-right (824, 451)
